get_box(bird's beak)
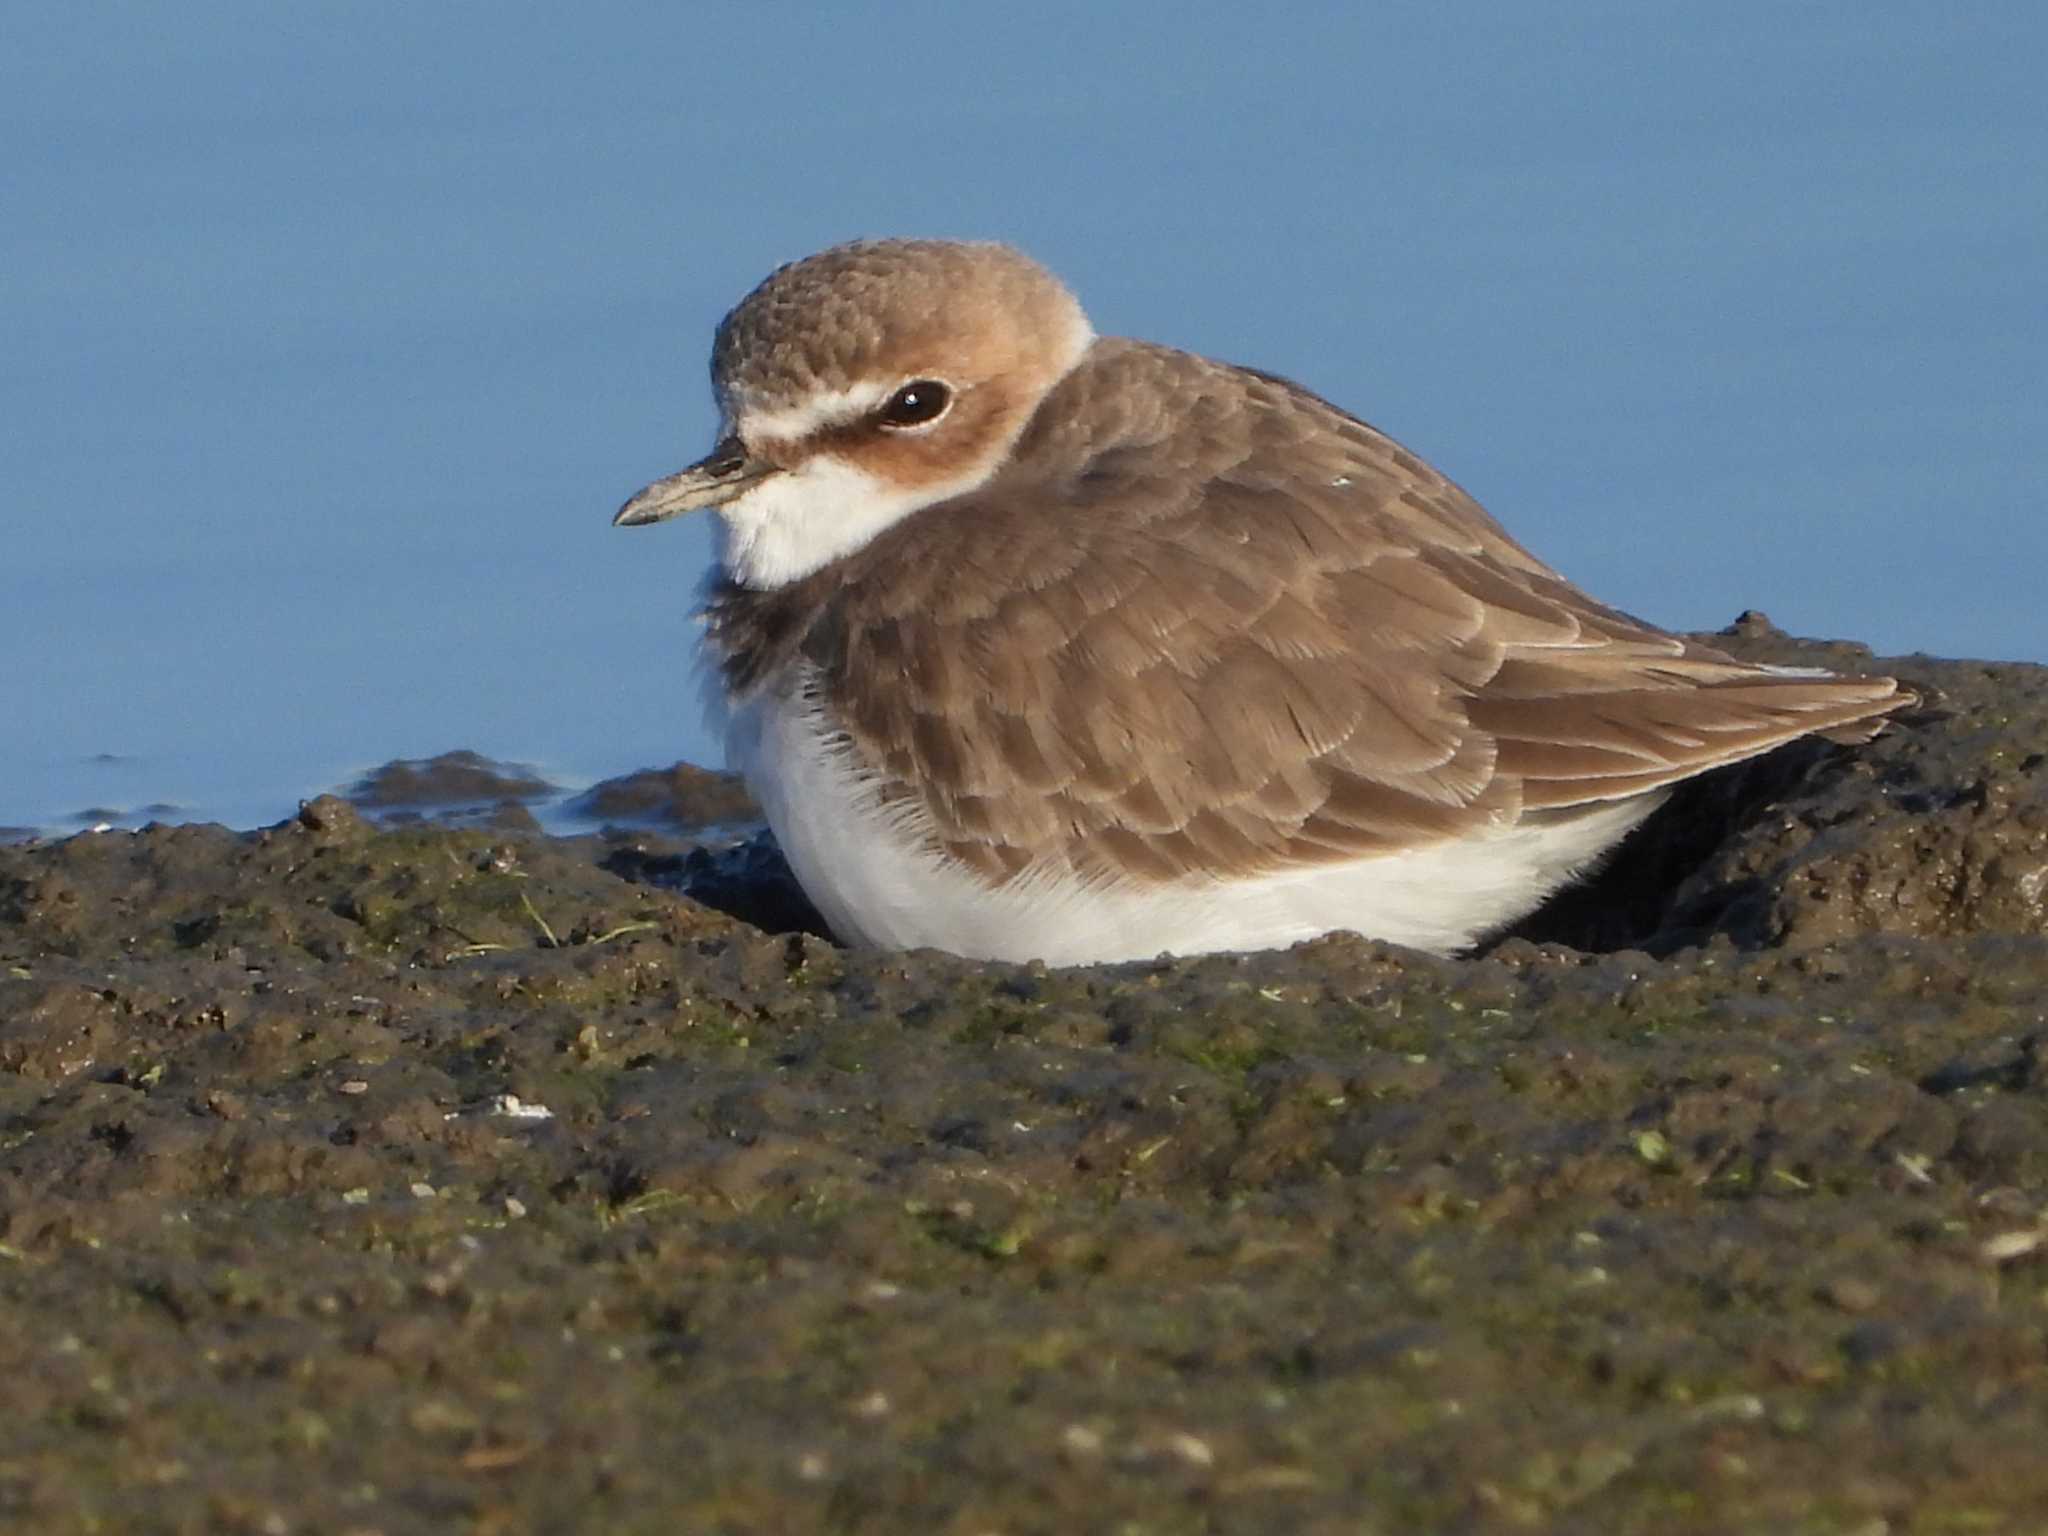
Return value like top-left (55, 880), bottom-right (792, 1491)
top-left (613, 436), bottom-right (777, 527)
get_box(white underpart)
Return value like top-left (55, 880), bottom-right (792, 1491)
top-left (728, 675), bottom-right (1664, 965)
top-left (714, 453), bottom-right (991, 589)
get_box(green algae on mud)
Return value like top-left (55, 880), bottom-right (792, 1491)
top-left (2, 630), bottom-right (2047, 1534)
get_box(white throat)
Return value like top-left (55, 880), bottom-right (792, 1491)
top-left (714, 454), bottom-right (978, 590)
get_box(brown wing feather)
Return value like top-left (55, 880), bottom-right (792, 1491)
top-left (709, 339), bottom-right (1909, 886)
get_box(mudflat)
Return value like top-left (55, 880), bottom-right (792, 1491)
top-left (4, 621), bottom-right (2046, 1534)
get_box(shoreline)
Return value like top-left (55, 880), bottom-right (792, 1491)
top-left (3, 624), bottom-right (2045, 1530)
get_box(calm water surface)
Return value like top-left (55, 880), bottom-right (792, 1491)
top-left (7, 5), bottom-right (2043, 834)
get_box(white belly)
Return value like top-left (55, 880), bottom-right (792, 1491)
top-left (727, 681), bottom-right (1657, 965)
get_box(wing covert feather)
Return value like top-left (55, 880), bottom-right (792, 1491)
top-left (708, 339), bottom-right (1907, 887)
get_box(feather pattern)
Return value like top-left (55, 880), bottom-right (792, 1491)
top-left (707, 337), bottom-right (1906, 901)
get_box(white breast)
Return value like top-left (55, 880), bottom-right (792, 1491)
top-left (726, 673), bottom-right (1661, 964)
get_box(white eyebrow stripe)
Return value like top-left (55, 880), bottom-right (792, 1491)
top-left (737, 381), bottom-right (899, 443)
top-left (1755, 663), bottom-right (1841, 679)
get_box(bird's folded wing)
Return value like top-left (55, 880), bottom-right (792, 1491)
top-left (732, 341), bottom-right (1908, 886)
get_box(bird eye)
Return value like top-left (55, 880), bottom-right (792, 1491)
top-left (877, 380), bottom-right (952, 429)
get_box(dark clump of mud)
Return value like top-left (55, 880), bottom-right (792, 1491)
top-left (348, 750), bottom-right (558, 814)
top-left (569, 761), bottom-right (761, 833)
top-left (3, 625), bottom-right (2046, 1534)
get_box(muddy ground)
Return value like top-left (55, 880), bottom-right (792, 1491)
top-left (3, 619), bottom-right (2046, 1535)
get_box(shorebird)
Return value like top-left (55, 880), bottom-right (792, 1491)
top-left (615, 239), bottom-right (1909, 965)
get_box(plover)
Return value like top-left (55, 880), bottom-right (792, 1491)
top-left (615, 239), bottom-right (1909, 964)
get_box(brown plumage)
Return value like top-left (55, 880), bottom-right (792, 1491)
top-left (616, 238), bottom-right (1912, 960)
top-left (705, 336), bottom-right (1908, 889)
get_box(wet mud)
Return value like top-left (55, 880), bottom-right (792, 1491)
top-left (565, 761), bottom-right (762, 835)
top-left (345, 752), bottom-right (560, 824)
top-left (3, 621), bottom-right (2047, 1534)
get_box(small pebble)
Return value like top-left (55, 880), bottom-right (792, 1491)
top-left (1981, 1229), bottom-right (2045, 1263)
top-left (1060, 1425), bottom-right (1104, 1457)
top-left (1823, 1276), bottom-right (1882, 1313)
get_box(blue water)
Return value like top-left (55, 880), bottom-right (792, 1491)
top-left (6, 3), bottom-right (2043, 835)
